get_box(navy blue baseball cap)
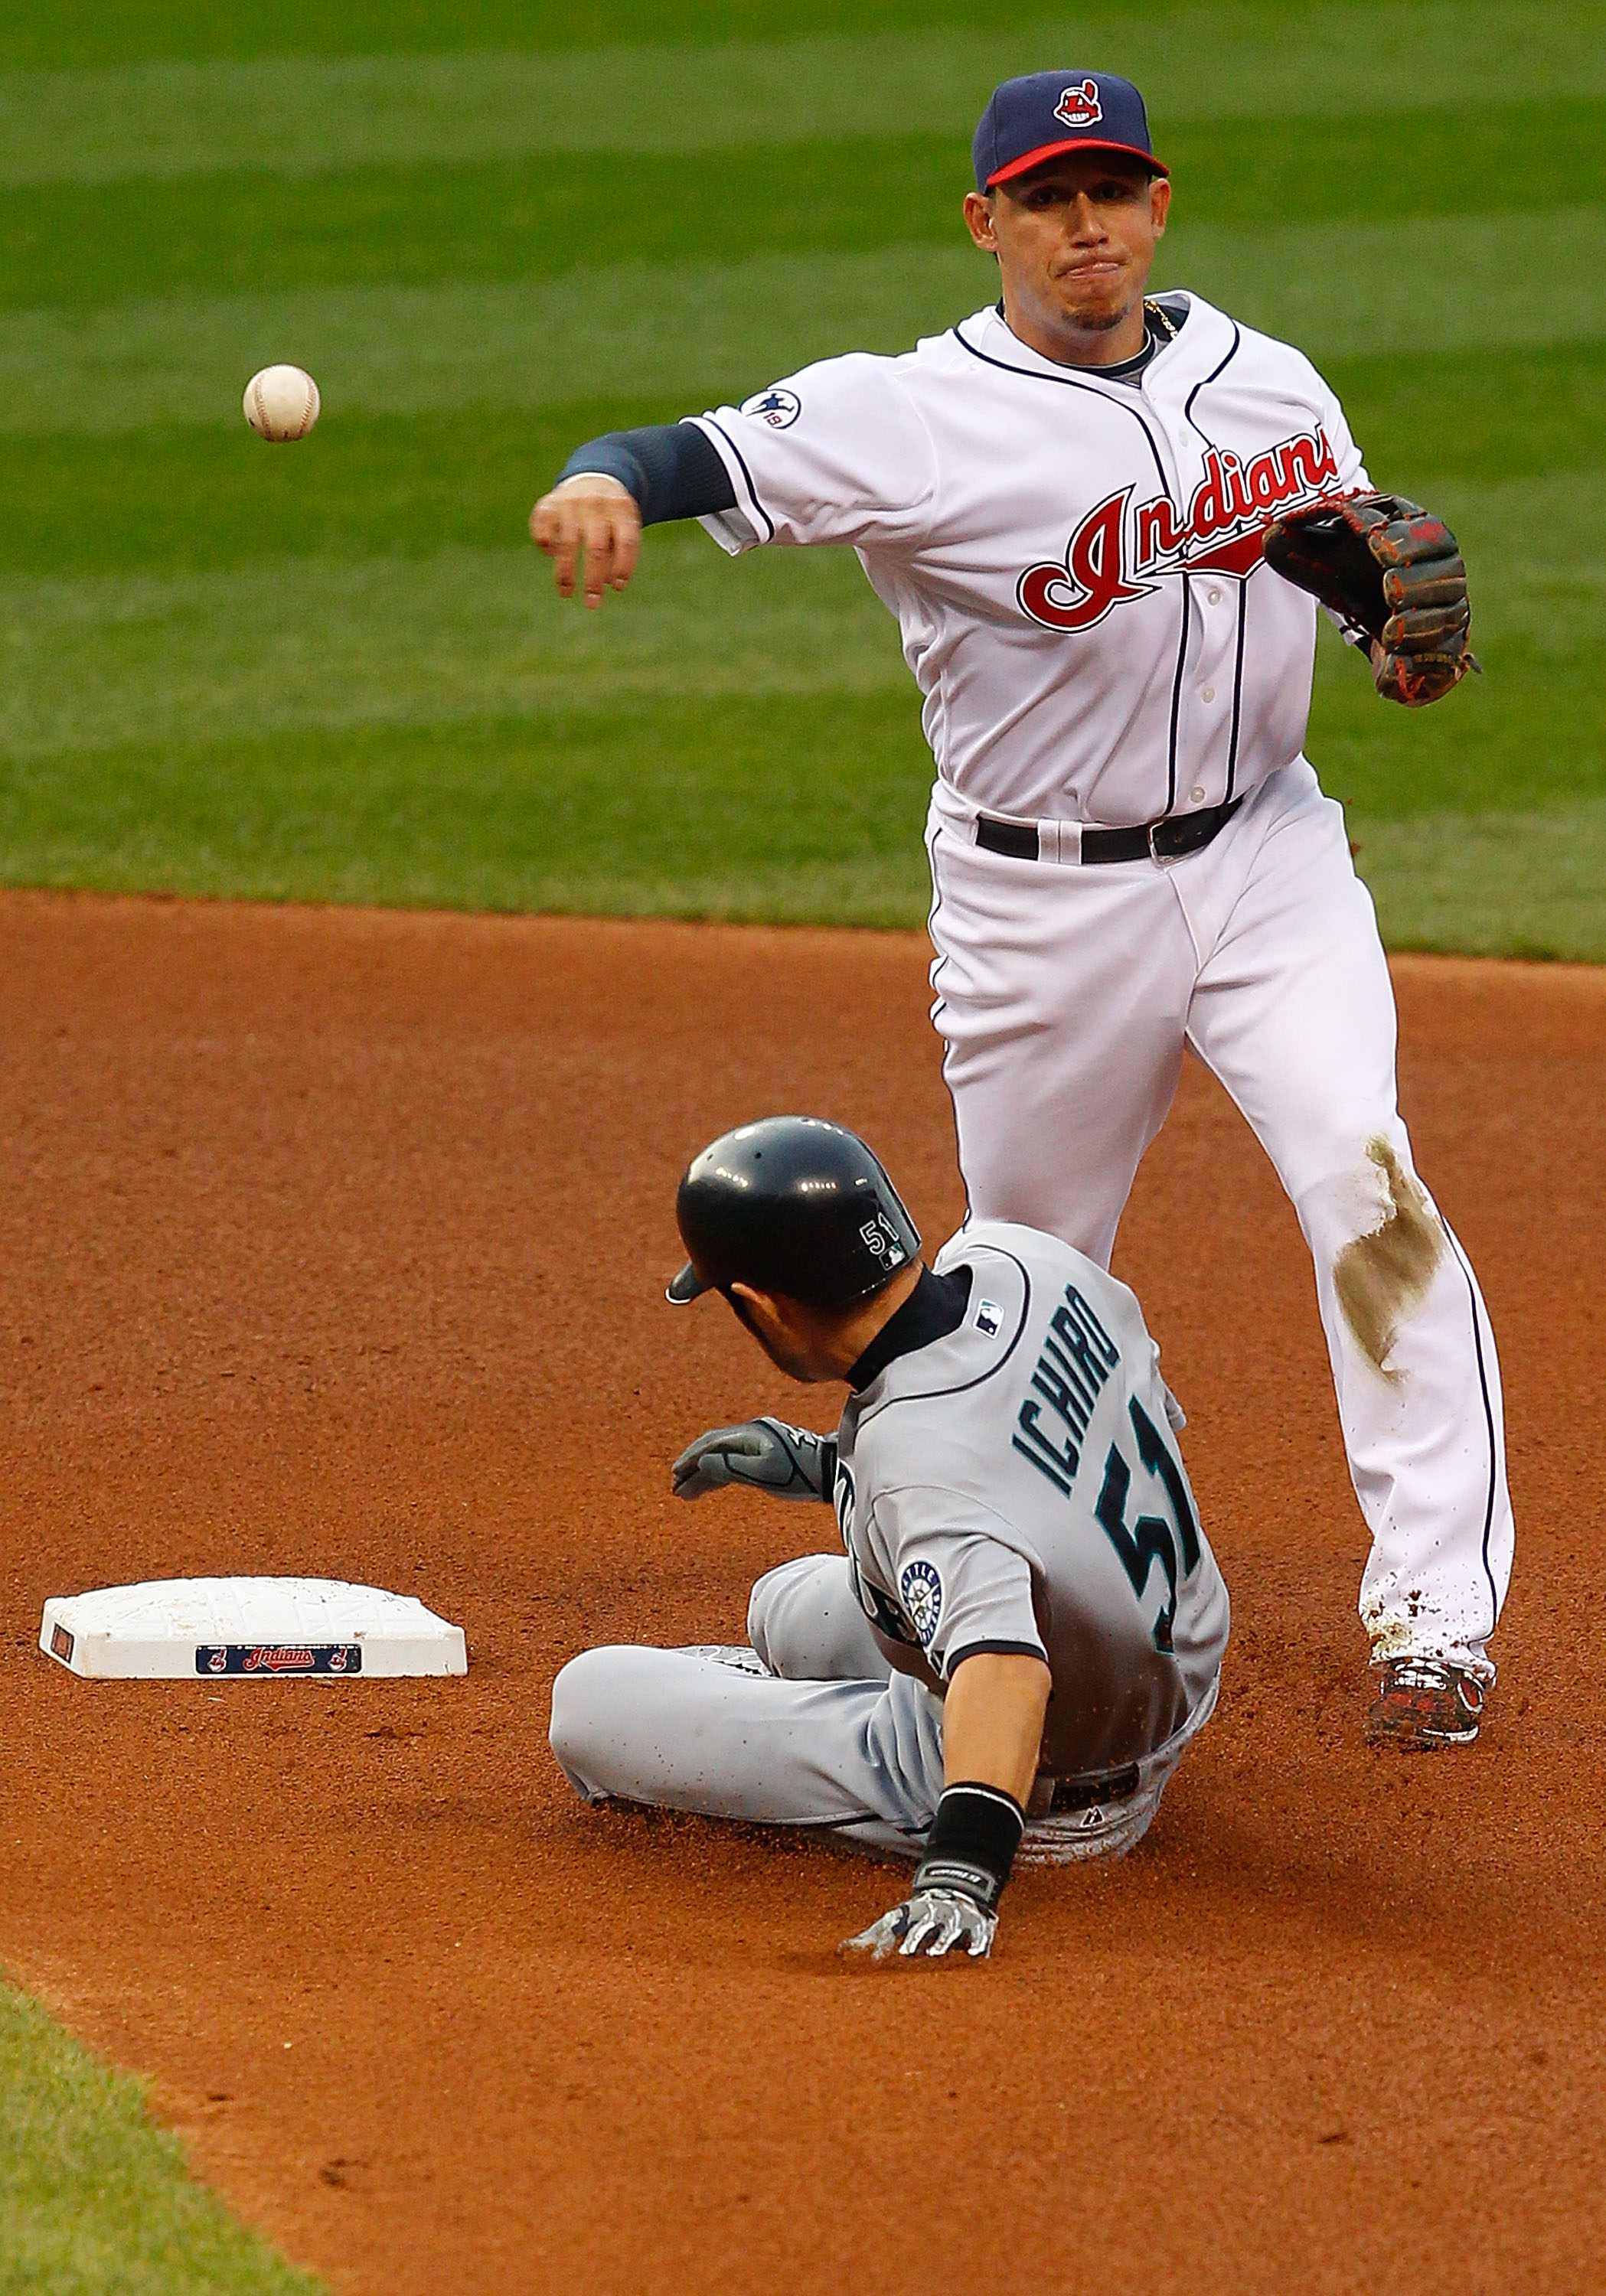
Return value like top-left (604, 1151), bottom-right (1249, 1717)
top-left (973, 70), bottom-right (1167, 192)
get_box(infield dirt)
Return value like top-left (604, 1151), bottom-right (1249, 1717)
top-left (0, 891), bottom-right (1601, 2295)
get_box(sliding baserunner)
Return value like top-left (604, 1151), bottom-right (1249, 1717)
top-left (550, 1117), bottom-right (1229, 1959)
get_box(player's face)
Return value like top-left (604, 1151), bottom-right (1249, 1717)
top-left (964, 155), bottom-right (1170, 352)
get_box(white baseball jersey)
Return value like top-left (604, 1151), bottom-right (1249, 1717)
top-left (691, 294), bottom-right (1367, 827)
top-left (832, 1219), bottom-right (1229, 1778)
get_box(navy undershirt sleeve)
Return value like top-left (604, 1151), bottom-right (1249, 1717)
top-left (555, 421), bottom-right (736, 526)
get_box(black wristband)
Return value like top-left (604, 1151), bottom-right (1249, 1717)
top-left (912, 1782), bottom-right (1026, 1912)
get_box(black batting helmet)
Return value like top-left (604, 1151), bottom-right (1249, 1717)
top-left (667, 1117), bottom-right (921, 1309)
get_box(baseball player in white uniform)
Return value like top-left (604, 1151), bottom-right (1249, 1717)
top-left (550, 1117), bottom-right (1229, 1958)
top-left (533, 70), bottom-right (1511, 1750)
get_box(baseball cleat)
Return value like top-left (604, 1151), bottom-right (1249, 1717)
top-left (1364, 1658), bottom-right (1486, 1750)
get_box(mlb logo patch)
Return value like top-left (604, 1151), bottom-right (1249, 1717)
top-left (1053, 78), bottom-right (1102, 128)
top-left (975, 1299), bottom-right (1003, 1336)
top-left (859, 1213), bottom-right (906, 1269)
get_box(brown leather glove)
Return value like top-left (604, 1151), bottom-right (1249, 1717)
top-left (1263, 491), bottom-right (1479, 707)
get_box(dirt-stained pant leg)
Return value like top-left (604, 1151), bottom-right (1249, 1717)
top-left (1182, 764), bottom-right (1512, 1673)
top-left (925, 763), bottom-right (1513, 1675)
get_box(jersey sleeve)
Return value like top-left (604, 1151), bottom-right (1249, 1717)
top-left (687, 351), bottom-right (938, 556)
top-left (554, 422), bottom-right (737, 526)
top-left (870, 1486), bottom-right (1046, 1684)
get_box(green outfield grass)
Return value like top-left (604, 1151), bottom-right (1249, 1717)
top-left (0, 0), bottom-right (1601, 960)
top-left (0, 1977), bottom-right (322, 2295)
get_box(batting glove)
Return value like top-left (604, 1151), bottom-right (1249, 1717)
top-left (671, 1419), bottom-right (837, 1502)
top-left (841, 1886), bottom-right (997, 1962)
top-left (841, 1783), bottom-right (1024, 1962)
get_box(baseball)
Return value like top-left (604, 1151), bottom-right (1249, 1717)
top-left (243, 364), bottom-right (321, 442)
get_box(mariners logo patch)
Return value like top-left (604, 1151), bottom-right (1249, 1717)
top-left (899, 1560), bottom-right (944, 1649)
top-left (741, 386), bottom-right (801, 430)
top-left (1053, 79), bottom-right (1102, 128)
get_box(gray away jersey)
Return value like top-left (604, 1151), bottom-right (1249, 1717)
top-left (833, 1220), bottom-right (1230, 1779)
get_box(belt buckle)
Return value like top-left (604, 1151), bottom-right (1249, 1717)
top-left (1146, 819), bottom-right (1167, 863)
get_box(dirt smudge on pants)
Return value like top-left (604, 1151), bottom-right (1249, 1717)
top-left (1333, 1137), bottom-right (1445, 1378)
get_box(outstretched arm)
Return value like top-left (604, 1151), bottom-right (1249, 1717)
top-left (529, 420), bottom-right (737, 607)
top-left (844, 1650), bottom-right (1052, 1964)
top-left (529, 474), bottom-right (641, 608)
top-left (941, 1649), bottom-right (1053, 1806)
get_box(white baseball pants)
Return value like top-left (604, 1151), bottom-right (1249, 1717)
top-left (926, 758), bottom-right (1513, 1675)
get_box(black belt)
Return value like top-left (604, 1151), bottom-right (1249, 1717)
top-left (975, 794), bottom-right (1243, 866)
top-left (1027, 1761), bottom-right (1143, 1818)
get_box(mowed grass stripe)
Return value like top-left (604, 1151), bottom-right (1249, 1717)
top-left (7, 103), bottom-right (1604, 311)
top-left (8, 210), bottom-right (1606, 437)
top-left (1350, 802), bottom-right (1606, 961)
top-left (1, 470), bottom-right (1598, 775)
top-left (1, 4), bottom-right (1599, 184)
top-left (0, 535), bottom-right (906, 762)
top-left (0, 693), bottom-right (938, 925)
top-left (0, 0), bottom-right (987, 74)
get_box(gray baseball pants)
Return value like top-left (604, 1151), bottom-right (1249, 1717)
top-left (550, 1553), bottom-right (944, 1854)
top-left (550, 1554), bottom-right (1216, 1861)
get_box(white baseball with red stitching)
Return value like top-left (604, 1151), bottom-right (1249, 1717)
top-left (243, 364), bottom-right (320, 441)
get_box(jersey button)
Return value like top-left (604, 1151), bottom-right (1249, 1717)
top-left (1190, 785), bottom-right (1206, 802)
top-left (1207, 587), bottom-right (1222, 605)
top-left (1202, 686), bottom-right (1216, 703)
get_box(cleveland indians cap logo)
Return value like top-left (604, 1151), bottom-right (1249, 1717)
top-left (1053, 79), bottom-right (1102, 128)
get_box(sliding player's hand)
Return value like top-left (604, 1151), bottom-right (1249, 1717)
top-left (672, 1420), bottom-right (836, 1502)
top-left (841, 1886), bottom-right (997, 1962)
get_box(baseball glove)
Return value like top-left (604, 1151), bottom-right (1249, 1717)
top-left (1262, 491), bottom-right (1478, 707)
